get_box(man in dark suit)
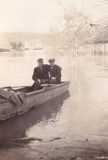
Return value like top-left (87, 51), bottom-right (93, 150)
top-left (32, 58), bottom-right (50, 89)
top-left (48, 58), bottom-right (62, 84)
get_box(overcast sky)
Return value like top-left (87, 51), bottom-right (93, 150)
top-left (0, 0), bottom-right (107, 32)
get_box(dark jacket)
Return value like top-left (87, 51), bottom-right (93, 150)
top-left (32, 64), bottom-right (50, 81)
top-left (49, 65), bottom-right (61, 83)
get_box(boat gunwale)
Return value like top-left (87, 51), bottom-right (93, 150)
top-left (26, 81), bottom-right (70, 97)
top-left (0, 81), bottom-right (70, 106)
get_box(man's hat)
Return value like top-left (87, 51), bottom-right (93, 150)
top-left (37, 58), bottom-right (43, 63)
top-left (48, 58), bottom-right (55, 63)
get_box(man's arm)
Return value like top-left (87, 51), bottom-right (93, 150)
top-left (32, 68), bottom-right (37, 81)
top-left (45, 64), bottom-right (50, 71)
top-left (56, 65), bottom-right (62, 75)
top-left (56, 65), bottom-right (62, 83)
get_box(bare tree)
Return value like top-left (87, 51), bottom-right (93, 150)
top-left (10, 41), bottom-right (24, 50)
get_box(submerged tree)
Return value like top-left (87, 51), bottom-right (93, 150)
top-left (10, 41), bottom-right (24, 50)
top-left (63, 10), bottom-right (94, 47)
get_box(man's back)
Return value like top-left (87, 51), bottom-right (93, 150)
top-left (32, 64), bottom-right (50, 81)
top-left (49, 64), bottom-right (61, 83)
top-left (50, 65), bottom-right (61, 76)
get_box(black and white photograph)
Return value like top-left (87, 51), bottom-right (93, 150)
top-left (0, 0), bottom-right (108, 160)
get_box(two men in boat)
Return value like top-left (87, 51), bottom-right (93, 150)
top-left (32, 58), bottom-right (61, 88)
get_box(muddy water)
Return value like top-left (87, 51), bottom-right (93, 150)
top-left (0, 54), bottom-right (108, 159)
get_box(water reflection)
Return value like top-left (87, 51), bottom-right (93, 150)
top-left (1, 55), bottom-right (108, 158)
top-left (0, 92), bottom-right (69, 144)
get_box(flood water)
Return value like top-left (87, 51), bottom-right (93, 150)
top-left (0, 53), bottom-right (108, 159)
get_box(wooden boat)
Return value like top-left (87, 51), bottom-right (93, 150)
top-left (0, 81), bottom-right (70, 121)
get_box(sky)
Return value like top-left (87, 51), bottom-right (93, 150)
top-left (0, 0), bottom-right (108, 32)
